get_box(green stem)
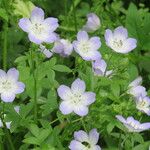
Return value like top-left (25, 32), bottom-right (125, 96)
top-left (0, 103), bottom-right (15, 150)
top-left (2, 22), bottom-right (8, 71)
top-left (72, 0), bottom-right (77, 33)
top-left (30, 49), bottom-right (37, 123)
top-left (81, 118), bottom-right (87, 132)
top-left (50, 118), bottom-right (59, 125)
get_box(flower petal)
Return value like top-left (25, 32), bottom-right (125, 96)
top-left (105, 29), bottom-right (113, 47)
top-left (73, 105), bottom-right (88, 116)
top-left (15, 82), bottom-right (25, 94)
top-left (44, 17), bottom-right (59, 32)
top-left (74, 130), bottom-right (88, 142)
top-left (83, 51), bottom-right (101, 61)
top-left (0, 69), bottom-right (6, 79)
top-left (69, 140), bottom-right (86, 150)
top-left (140, 123), bottom-right (150, 130)
top-left (44, 32), bottom-right (58, 43)
top-left (116, 115), bottom-right (127, 124)
top-left (89, 129), bottom-right (99, 145)
top-left (114, 26), bottom-right (128, 40)
top-left (129, 76), bottom-right (142, 88)
top-left (121, 38), bottom-right (137, 53)
top-left (43, 49), bottom-right (53, 58)
top-left (89, 37), bottom-right (101, 50)
top-left (59, 101), bottom-right (73, 115)
top-left (81, 92), bottom-right (96, 105)
top-left (18, 18), bottom-right (31, 32)
top-left (7, 68), bottom-right (19, 81)
top-left (1, 92), bottom-right (16, 103)
top-left (77, 31), bottom-right (89, 41)
top-left (71, 78), bottom-right (86, 94)
top-left (57, 85), bottom-right (72, 100)
top-left (30, 7), bottom-right (44, 23)
top-left (28, 33), bottom-right (42, 44)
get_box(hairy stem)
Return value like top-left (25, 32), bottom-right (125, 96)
top-left (30, 49), bottom-right (38, 123)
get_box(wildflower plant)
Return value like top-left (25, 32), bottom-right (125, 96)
top-left (0, 0), bottom-right (150, 150)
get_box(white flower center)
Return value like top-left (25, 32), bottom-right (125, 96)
top-left (112, 39), bottom-right (123, 48)
top-left (31, 23), bottom-right (45, 35)
top-left (71, 93), bottom-right (82, 105)
top-left (78, 41), bottom-right (91, 53)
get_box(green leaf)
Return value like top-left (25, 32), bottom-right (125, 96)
top-left (52, 65), bottom-right (72, 73)
top-left (23, 137), bottom-right (40, 145)
top-left (0, 8), bottom-right (8, 21)
top-left (29, 124), bottom-right (40, 137)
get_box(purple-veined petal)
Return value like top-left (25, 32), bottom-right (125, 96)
top-left (1, 92), bottom-right (16, 103)
top-left (30, 7), bottom-right (44, 23)
top-left (129, 76), bottom-right (142, 88)
top-left (43, 49), bottom-right (53, 58)
top-left (57, 85), bottom-right (72, 100)
top-left (69, 140), bottom-right (86, 150)
top-left (71, 78), bottom-right (86, 94)
top-left (77, 31), bottom-right (89, 41)
top-left (121, 38), bottom-right (137, 53)
top-left (140, 123), bottom-right (150, 130)
top-left (73, 105), bottom-right (88, 116)
top-left (18, 18), bottom-right (31, 32)
top-left (7, 68), bottom-right (19, 81)
top-left (89, 37), bottom-right (101, 50)
top-left (114, 26), bottom-right (128, 40)
top-left (116, 115), bottom-right (127, 124)
top-left (44, 32), bottom-right (58, 43)
top-left (83, 51), bottom-right (101, 61)
top-left (105, 29), bottom-right (113, 46)
top-left (81, 92), bottom-right (96, 105)
top-left (89, 129), bottom-right (99, 145)
top-left (59, 101), bottom-right (73, 115)
top-left (15, 82), bottom-right (25, 94)
top-left (28, 33), bottom-right (42, 44)
top-left (74, 130), bottom-right (88, 142)
top-left (44, 17), bottom-right (59, 32)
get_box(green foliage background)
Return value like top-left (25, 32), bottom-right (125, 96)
top-left (0, 0), bottom-right (150, 149)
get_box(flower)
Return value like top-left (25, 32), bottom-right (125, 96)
top-left (0, 68), bottom-right (25, 102)
top-left (39, 44), bottom-right (53, 58)
top-left (57, 78), bottom-right (96, 116)
top-left (19, 7), bottom-right (59, 44)
top-left (82, 13), bottom-right (101, 33)
top-left (116, 115), bottom-right (150, 132)
top-left (14, 106), bottom-right (20, 114)
top-left (69, 129), bottom-right (101, 150)
top-left (135, 96), bottom-right (150, 116)
top-left (105, 26), bottom-right (137, 54)
top-left (128, 77), bottom-right (147, 98)
top-left (92, 58), bottom-right (113, 76)
top-left (52, 39), bottom-right (73, 57)
top-left (73, 31), bottom-right (101, 61)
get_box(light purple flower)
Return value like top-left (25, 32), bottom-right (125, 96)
top-left (19, 7), bottom-right (59, 44)
top-left (69, 129), bottom-right (101, 150)
top-left (82, 13), bottom-right (101, 33)
top-left (105, 26), bottom-right (137, 54)
top-left (39, 44), bottom-right (53, 58)
top-left (57, 78), bottom-right (96, 116)
top-left (73, 31), bottom-right (101, 61)
top-left (92, 58), bottom-right (113, 76)
top-left (116, 115), bottom-right (150, 132)
top-left (128, 77), bottom-right (147, 98)
top-left (14, 106), bottom-right (20, 114)
top-left (52, 39), bottom-right (73, 57)
top-left (135, 96), bottom-right (150, 116)
top-left (0, 68), bottom-right (25, 102)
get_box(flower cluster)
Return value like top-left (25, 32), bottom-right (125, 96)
top-left (128, 77), bottom-right (150, 116)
